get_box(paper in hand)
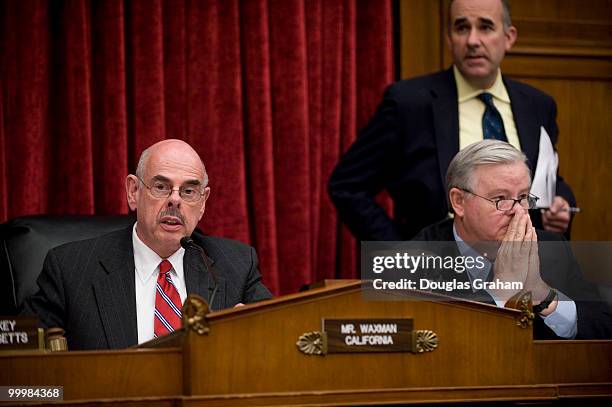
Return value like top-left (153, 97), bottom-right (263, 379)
top-left (530, 126), bottom-right (557, 208)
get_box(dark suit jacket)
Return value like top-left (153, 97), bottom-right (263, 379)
top-left (329, 68), bottom-right (576, 241)
top-left (21, 225), bottom-right (272, 350)
top-left (413, 219), bottom-right (612, 339)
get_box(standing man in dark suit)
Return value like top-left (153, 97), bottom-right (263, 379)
top-left (23, 139), bottom-right (272, 350)
top-left (412, 140), bottom-right (611, 339)
top-left (329, 0), bottom-right (575, 241)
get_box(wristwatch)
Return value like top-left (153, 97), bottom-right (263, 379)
top-left (533, 289), bottom-right (557, 314)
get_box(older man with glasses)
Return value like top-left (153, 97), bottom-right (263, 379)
top-left (413, 140), bottom-right (611, 339)
top-left (23, 139), bottom-right (272, 350)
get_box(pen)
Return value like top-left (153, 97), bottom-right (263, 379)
top-left (540, 207), bottom-right (581, 213)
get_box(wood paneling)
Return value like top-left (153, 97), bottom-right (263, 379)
top-left (401, 0), bottom-right (612, 239)
top-left (400, 0), bottom-right (443, 78)
top-left (0, 348), bottom-right (182, 400)
top-left (183, 283), bottom-right (612, 399)
top-left (2, 284), bottom-right (612, 405)
top-left (519, 79), bottom-right (612, 240)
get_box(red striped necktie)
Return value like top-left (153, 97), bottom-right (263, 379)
top-left (154, 259), bottom-right (183, 337)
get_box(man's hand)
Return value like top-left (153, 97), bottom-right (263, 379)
top-left (490, 209), bottom-right (531, 301)
top-left (492, 209), bottom-right (551, 310)
top-left (522, 221), bottom-right (551, 302)
top-left (541, 196), bottom-right (570, 233)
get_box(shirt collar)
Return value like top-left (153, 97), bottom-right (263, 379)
top-left (453, 65), bottom-right (510, 104)
top-left (132, 222), bottom-right (186, 284)
top-left (452, 222), bottom-right (492, 285)
top-left (452, 222), bottom-right (480, 259)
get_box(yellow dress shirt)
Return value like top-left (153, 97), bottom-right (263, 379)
top-left (453, 65), bottom-right (520, 151)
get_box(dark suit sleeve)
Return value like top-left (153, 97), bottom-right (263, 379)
top-left (562, 245), bottom-right (612, 339)
top-left (20, 249), bottom-right (66, 330)
top-left (328, 85), bottom-right (404, 241)
top-left (542, 97), bottom-right (576, 207)
top-left (242, 247), bottom-right (273, 303)
top-left (540, 237), bottom-right (612, 339)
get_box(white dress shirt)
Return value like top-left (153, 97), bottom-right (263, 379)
top-left (132, 223), bottom-right (188, 344)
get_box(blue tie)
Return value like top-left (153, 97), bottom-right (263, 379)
top-left (478, 92), bottom-right (507, 142)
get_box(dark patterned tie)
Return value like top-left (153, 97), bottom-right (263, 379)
top-left (478, 92), bottom-right (507, 142)
top-left (154, 260), bottom-right (182, 337)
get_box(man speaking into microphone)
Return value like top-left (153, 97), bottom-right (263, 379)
top-left (22, 139), bottom-right (272, 350)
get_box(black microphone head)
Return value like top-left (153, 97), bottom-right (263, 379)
top-left (180, 236), bottom-right (194, 249)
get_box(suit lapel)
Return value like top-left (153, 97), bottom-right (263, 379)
top-left (434, 220), bottom-right (492, 295)
top-left (184, 245), bottom-right (224, 309)
top-left (505, 77), bottom-right (540, 169)
top-left (432, 69), bottom-right (460, 189)
top-left (93, 227), bottom-right (138, 348)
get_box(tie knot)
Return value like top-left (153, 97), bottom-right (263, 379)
top-left (159, 259), bottom-right (172, 275)
top-left (478, 92), bottom-right (494, 106)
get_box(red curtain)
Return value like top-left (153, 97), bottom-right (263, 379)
top-left (0, 0), bottom-right (394, 295)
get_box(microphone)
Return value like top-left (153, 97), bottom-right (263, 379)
top-left (180, 236), bottom-right (219, 311)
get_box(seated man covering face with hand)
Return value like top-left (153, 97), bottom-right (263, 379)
top-left (413, 140), bottom-right (612, 339)
top-left (23, 139), bottom-right (272, 350)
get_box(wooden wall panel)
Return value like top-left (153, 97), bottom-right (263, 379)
top-left (399, 0), bottom-right (443, 78)
top-left (400, 0), bottom-right (612, 239)
top-left (522, 79), bottom-right (612, 240)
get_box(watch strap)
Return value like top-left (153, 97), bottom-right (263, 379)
top-left (533, 289), bottom-right (557, 314)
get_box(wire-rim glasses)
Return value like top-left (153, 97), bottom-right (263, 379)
top-left (138, 177), bottom-right (205, 202)
top-left (459, 188), bottom-right (539, 211)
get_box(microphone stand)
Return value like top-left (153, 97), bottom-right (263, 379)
top-left (180, 236), bottom-right (219, 311)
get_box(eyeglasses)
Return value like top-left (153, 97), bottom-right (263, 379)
top-left (138, 178), bottom-right (205, 202)
top-left (459, 188), bottom-right (539, 211)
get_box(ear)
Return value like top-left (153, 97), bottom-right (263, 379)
top-left (126, 175), bottom-right (139, 211)
top-left (197, 187), bottom-right (211, 221)
top-left (504, 25), bottom-right (517, 51)
top-left (449, 188), bottom-right (467, 218)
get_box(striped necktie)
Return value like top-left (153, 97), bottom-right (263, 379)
top-left (154, 259), bottom-right (182, 337)
top-left (478, 92), bottom-right (507, 142)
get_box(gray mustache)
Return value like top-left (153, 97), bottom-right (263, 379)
top-left (158, 208), bottom-right (185, 224)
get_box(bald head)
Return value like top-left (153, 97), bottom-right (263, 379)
top-left (449, 0), bottom-right (512, 30)
top-left (136, 139), bottom-right (208, 187)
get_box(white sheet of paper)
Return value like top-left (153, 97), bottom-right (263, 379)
top-left (530, 126), bottom-right (557, 208)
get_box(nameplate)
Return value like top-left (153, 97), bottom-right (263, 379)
top-left (0, 316), bottom-right (44, 351)
top-left (324, 318), bottom-right (413, 353)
